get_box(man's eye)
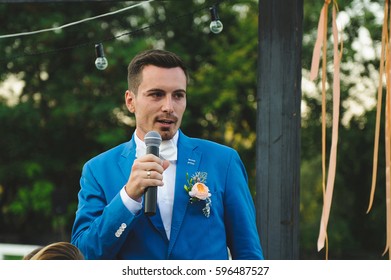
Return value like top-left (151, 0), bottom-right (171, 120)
top-left (174, 93), bottom-right (185, 99)
top-left (151, 92), bottom-right (164, 98)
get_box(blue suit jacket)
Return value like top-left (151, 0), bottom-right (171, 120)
top-left (71, 131), bottom-right (263, 259)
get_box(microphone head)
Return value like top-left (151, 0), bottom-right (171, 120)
top-left (144, 131), bottom-right (162, 147)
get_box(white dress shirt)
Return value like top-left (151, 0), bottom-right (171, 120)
top-left (120, 131), bottom-right (178, 240)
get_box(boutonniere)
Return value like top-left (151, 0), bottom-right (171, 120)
top-left (184, 171), bottom-right (212, 218)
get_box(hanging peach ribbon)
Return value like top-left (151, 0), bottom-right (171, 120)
top-left (384, 4), bottom-right (391, 258)
top-left (367, 0), bottom-right (391, 260)
top-left (368, 1), bottom-right (388, 215)
top-left (384, 63), bottom-right (391, 258)
top-left (310, 0), bottom-right (342, 259)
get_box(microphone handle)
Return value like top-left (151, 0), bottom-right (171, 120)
top-left (144, 145), bottom-right (159, 216)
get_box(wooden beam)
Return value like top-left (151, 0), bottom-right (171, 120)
top-left (256, 0), bottom-right (302, 259)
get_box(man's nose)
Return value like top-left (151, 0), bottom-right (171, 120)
top-left (162, 96), bottom-right (174, 113)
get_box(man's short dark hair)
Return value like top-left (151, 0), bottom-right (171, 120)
top-left (127, 49), bottom-right (188, 93)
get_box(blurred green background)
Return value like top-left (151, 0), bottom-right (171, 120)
top-left (0, 0), bottom-right (388, 259)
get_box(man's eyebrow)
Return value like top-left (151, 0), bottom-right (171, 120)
top-left (144, 88), bottom-right (165, 94)
top-left (146, 88), bottom-right (164, 92)
top-left (173, 89), bottom-right (187, 93)
top-left (145, 88), bottom-right (186, 93)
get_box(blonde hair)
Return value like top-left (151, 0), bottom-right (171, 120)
top-left (27, 242), bottom-right (84, 260)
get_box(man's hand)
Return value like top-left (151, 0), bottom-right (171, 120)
top-left (125, 154), bottom-right (170, 201)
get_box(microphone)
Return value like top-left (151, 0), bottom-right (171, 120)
top-left (144, 131), bottom-right (162, 216)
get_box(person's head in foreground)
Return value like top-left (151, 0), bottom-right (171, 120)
top-left (25, 241), bottom-right (84, 260)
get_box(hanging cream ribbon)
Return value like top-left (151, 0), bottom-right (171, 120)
top-left (367, 0), bottom-right (391, 260)
top-left (310, 0), bottom-right (342, 259)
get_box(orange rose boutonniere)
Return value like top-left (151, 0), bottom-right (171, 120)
top-left (184, 172), bottom-right (212, 217)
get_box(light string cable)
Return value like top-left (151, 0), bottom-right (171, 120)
top-left (106, 0), bottom-right (224, 43)
top-left (0, 0), bottom-right (155, 39)
top-left (1, 0), bottom-right (226, 62)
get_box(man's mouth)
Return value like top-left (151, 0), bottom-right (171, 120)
top-left (157, 118), bottom-right (175, 125)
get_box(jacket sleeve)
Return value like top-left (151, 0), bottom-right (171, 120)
top-left (223, 150), bottom-right (264, 260)
top-left (71, 162), bottom-right (140, 259)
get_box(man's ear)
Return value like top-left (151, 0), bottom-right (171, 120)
top-left (125, 90), bottom-right (135, 113)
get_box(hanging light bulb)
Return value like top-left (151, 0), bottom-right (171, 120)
top-left (95, 43), bottom-right (108, 70)
top-left (209, 5), bottom-right (223, 34)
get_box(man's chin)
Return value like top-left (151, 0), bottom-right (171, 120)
top-left (159, 129), bottom-right (177, 141)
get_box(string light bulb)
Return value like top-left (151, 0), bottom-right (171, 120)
top-left (95, 43), bottom-right (108, 70)
top-left (209, 5), bottom-right (223, 34)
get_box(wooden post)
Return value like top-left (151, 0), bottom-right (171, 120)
top-left (256, 0), bottom-right (303, 259)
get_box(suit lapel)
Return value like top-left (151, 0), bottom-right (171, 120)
top-left (147, 206), bottom-right (168, 242)
top-left (168, 132), bottom-right (201, 256)
top-left (118, 136), bottom-right (168, 241)
top-left (118, 138), bottom-right (136, 180)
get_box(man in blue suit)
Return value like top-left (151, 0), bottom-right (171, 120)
top-left (71, 49), bottom-right (264, 259)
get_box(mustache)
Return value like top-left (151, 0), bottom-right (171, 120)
top-left (155, 114), bottom-right (178, 122)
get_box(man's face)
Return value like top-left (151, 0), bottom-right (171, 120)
top-left (125, 65), bottom-right (187, 141)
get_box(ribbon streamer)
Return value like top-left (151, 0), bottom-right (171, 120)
top-left (367, 0), bottom-right (391, 260)
top-left (310, 0), bottom-right (341, 259)
top-left (383, 1), bottom-right (391, 258)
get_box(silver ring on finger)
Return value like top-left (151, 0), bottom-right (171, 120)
top-left (147, 170), bottom-right (151, 179)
